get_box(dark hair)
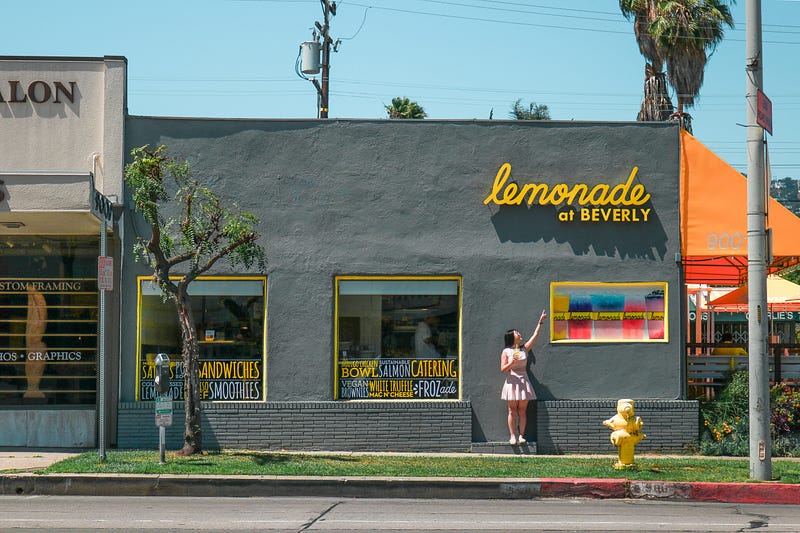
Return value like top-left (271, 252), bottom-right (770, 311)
top-left (504, 329), bottom-right (516, 348)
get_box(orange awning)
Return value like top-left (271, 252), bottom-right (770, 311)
top-left (707, 276), bottom-right (800, 312)
top-left (680, 130), bottom-right (800, 284)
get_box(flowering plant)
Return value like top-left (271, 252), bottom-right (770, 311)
top-left (771, 383), bottom-right (800, 436)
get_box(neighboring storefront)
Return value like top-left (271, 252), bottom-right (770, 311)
top-left (0, 56), bottom-right (125, 447)
top-left (691, 308), bottom-right (800, 345)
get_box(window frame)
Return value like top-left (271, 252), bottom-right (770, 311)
top-left (549, 281), bottom-right (668, 343)
top-left (333, 275), bottom-right (462, 401)
top-left (0, 235), bottom-right (100, 407)
top-left (135, 275), bottom-right (267, 402)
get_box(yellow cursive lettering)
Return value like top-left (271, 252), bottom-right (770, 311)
top-left (484, 163), bottom-right (651, 208)
top-left (484, 163), bottom-right (512, 205)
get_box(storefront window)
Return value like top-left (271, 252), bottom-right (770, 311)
top-left (550, 281), bottom-right (668, 343)
top-left (0, 236), bottom-right (99, 406)
top-left (137, 277), bottom-right (266, 402)
top-left (335, 277), bottom-right (461, 400)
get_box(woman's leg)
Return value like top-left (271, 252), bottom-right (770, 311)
top-left (517, 400), bottom-right (529, 438)
top-left (506, 400), bottom-right (518, 440)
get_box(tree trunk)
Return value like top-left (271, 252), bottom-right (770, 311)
top-left (175, 291), bottom-right (202, 455)
top-left (671, 112), bottom-right (692, 133)
top-left (670, 100), bottom-right (692, 134)
top-left (637, 64), bottom-right (674, 122)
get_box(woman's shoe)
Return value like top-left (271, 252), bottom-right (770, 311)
top-left (517, 436), bottom-right (527, 445)
top-left (509, 436), bottom-right (517, 445)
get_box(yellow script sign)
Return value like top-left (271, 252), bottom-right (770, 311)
top-left (483, 163), bottom-right (652, 223)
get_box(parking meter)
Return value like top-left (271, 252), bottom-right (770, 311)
top-left (154, 353), bottom-right (171, 396)
top-left (153, 352), bottom-right (172, 464)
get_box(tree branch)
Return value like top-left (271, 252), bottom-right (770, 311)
top-left (194, 232), bottom-right (260, 277)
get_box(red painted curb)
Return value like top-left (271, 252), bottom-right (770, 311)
top-left (689, 482), bottom-right (800, 505)
top-left (552, 479), bottom-right (800, 505)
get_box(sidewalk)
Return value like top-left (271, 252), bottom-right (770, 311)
top-left (1, 449), bottom-right (798, 504)
top-left (0, 449), bottom-right (80, 471)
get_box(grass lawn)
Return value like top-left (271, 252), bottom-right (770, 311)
top-left (40, 450), bottom-right (800, 483)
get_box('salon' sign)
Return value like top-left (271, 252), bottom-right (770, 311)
top-left (483, 163), bottom-right (652, 223)
top-left (0, 80), bottom-right (76, 104)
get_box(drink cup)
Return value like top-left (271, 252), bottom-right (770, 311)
top-left (645, 291), bottom-right (665, 340)
top-left (568, 294), bottom-right (593, 340)
top-left (623, 296), bottom-right (647, 340)
top-left (552, 293), bottom-right (569, 340)
top-left (591, 293), bottom-right (624, 340)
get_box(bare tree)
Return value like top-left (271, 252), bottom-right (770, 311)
top-left (124, 145), bottom-right (266, 455)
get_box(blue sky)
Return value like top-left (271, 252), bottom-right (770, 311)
top-left (5, 0), bottom-right (799, 175)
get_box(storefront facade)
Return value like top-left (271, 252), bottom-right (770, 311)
top-left (0, 56), bottom-right (125, 446)
top-left (3, 56), bottom-right (696, 453)
top-left (117, 116), bottom-right (694, 453)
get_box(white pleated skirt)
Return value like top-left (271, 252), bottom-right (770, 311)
top-left (501, 373), bottom-right (535, 401)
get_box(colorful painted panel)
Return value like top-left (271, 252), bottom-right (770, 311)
top-left (550, 282), bottom-right (667, 343)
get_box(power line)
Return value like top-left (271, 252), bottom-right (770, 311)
top-left (341, 1), bottom-right (633, 35)
top-left (333, 1), bottom-right (800, 44)
top-left (246, 0), bottom-right (800, 33)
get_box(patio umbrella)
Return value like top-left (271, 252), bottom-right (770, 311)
top-left (680, 131), bottom-right (800, 285)
top-left (707, 276), bottom-right (800, 313)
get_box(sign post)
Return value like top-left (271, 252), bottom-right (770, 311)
top-left (98, 256), bottom-right (113, 291)
top-left (746, 0), bottom-right (772, 481)
top-left (756, 89), bottom-right (773, 136)
top-left (90, 177), bottom-right (114, 462)
top-left (155, 396), bottom-right (173, 464)
top-left (154, 353), bottom-right (173, 464)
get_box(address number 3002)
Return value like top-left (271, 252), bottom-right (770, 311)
top-left (707, 232), bottom-right (744, 250)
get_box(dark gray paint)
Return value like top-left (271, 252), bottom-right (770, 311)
top-left (121, 118), bottom-right (682, 443)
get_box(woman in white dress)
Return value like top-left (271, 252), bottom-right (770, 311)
top-left (500, 310), bottom-right (547, 445)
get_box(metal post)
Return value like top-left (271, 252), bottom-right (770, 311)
top-left (159, 426), bottom-right (166, 464)
top-left (99, 218), bottom-right (107, 461)
top-left (745, 0), bottom-right (771, 481)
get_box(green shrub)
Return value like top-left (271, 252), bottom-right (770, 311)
top-left (771, 383), bottom-right (800, 457)
top-left (771, 383), bottom-right (800, 435)
top-left (697, 371), bottom-right (750, 456)
top-left (697, 371), bottom-right (800, 456)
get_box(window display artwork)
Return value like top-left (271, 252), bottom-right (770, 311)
top-left (136, 277), bottom-right (266, 401)
top-left (550, 282), bottom-right (667, 343)
top-left (335, 277), bottom-right (461, 400)
top-left (0, 236), bottom-right (100, 406)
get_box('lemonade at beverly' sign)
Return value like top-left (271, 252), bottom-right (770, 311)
top-left (484, 163), bottom-right (652, 223)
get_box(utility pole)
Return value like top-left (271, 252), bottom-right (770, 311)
top-left (311, 1), bottom-right (337, 118)
top-left (745, 0), bottom-right (771, 481)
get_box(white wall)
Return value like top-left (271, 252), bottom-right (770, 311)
top-left (0, 57), bottom-right (126, 203)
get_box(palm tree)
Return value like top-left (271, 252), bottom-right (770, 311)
top-left (385, 97), bottom-right (427, 119)
top-left (620, 0), bottom-right (734, 132)
top-left (509, 99), bottom-right (551, 120)
top-left (619, 0), bottom-right (675, 122)
top-left (651, 0), bottom-right (734, 126)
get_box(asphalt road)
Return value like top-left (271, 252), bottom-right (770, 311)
top-left (2, 495), bottom-right (800, 532)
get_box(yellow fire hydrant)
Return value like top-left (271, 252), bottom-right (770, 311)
top-left (602, 399), bottom-right (646, 470)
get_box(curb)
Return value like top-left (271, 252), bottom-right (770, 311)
top-left (2, 474), bottom-right (799, 504)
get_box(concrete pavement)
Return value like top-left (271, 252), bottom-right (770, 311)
top-left (0, 449), bottom-right (80, 471)
top-left (1, 449), bottom-right (798, 504)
